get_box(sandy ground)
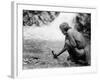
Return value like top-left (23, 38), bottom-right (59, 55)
top-left (23, 39), bottom-right (83, 69)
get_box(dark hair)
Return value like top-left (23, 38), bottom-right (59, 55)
top-left (59, 22), bottom-right (70, 31)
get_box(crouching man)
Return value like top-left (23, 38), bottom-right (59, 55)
top-left (53, 22), bottom-right (90, 66)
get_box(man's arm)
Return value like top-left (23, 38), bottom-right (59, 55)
top-left (56, 45), bottom-right (68, 56)
top-left (68, 32), bottom-right (77, 48)
top-left (56, 40), bottom-right (69, 57)
top-left (52, 45), bottom-right (67, 58)
top-left (57, 31), bottom-right (77, 56)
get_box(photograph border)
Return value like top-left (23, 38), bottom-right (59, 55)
top-left (11, 1), bottom-right (97, 78)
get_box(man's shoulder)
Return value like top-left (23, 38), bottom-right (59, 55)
top-left (67, 28), bottom-right (75, 34)
top-left (67, 28), bottom-right (82, 38)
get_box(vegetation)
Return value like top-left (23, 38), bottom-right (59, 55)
top-left (73, 13), bottom-right (91, 40)
top-left (23, 10), bottom-right (60, 26)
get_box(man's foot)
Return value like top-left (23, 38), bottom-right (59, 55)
top-left (67, 56), bottom-right (74, 61)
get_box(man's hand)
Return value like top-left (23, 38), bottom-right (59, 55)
top-left (74, 48), bottom-right (85, 55)
top-left (51, 51), bottom-right (58, 59)
top-left (53, 54), bottom-right (58, 59)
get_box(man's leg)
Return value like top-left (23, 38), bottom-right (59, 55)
top-left (64, 40), bottom-right (76, 61)
top-left (84, 44), bottom-right (91, 65)
top-left (73, 45), bottom-right (90, 66)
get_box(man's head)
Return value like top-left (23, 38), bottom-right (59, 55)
top-left (59, 22), bottom-right (71, 35)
